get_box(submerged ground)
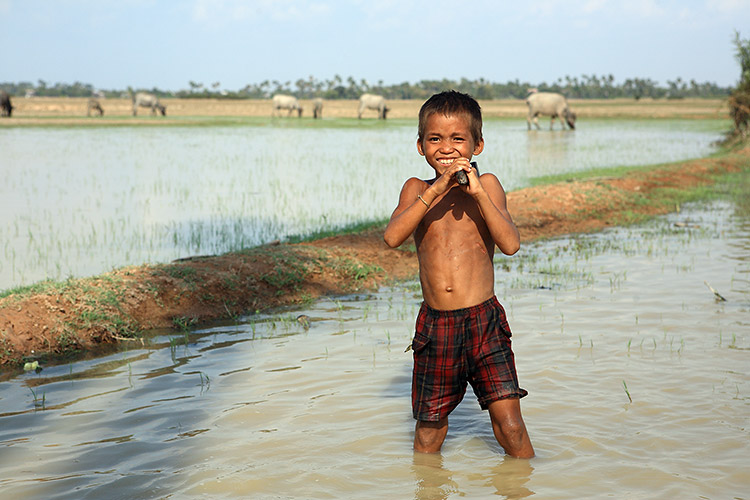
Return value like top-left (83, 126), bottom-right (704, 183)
top-left (2, 137), bottom-right (748, 369)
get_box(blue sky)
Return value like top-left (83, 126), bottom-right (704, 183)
top-left (2, 0), bottom-right (749, 92)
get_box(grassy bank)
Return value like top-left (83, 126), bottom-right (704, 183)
top-left (1, 135), bottom-right (748, 370)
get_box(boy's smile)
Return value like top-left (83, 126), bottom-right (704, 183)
top-left (417, 113), bottom-right (484, 175)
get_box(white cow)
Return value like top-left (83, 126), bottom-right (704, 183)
top-left (312, 97), bottom-right (323, 119)
top-left (526, 91), bottom-right (576, 130)
top-left (132, 92), bottom-right (166, 116)
top-left (358, 93), bottom-right (389, 119)
top-left (272, 94), bottom-right (302, 117)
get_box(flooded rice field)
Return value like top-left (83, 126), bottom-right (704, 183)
top-left (0, 198), bottom-right (747, 499)
top-left (0, 119), bottom-right (726, 289)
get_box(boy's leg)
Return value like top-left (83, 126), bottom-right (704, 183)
top-left (414, 418), bottom-right (449, 453)
top-left (487, 398), bottom-right (534, 458)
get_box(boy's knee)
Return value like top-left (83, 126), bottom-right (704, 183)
top-left (488, 400), bottom-right (534, 457)
top-left (494, 417), bottom-right (526, 442)
top-left (414, 419), bottom-right (448, 453)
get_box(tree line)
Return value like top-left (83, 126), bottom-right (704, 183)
top-left (0, 74), bottom-right (733, 101)
top-left (729, 31), bottom-right (750, 136)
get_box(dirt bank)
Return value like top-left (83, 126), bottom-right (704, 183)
top-left (2, 142), bottom-right (747, 370)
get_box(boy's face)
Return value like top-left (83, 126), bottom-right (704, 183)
top-left (417, 112), bottom-right (484, 175)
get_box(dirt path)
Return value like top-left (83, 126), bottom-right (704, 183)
top-left (1, 144), bottom-right (748, 369)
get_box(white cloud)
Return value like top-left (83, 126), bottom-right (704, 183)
top-left (191, 0), bottom-right (330, 25)
top-left (582, 0), bottom-right (608, 14)
top-left (709, 0), bottom-right (750, 13)
top-left (623, 0), bottom-right (666, 18)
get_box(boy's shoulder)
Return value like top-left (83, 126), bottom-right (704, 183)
top-left (401, 176), bottom-right (431, 190)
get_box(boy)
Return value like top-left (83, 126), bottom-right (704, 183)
top-left (384, 91), bottom-right (534, 458)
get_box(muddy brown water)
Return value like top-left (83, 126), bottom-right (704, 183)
top-left (0, 199), bottom-right (747, 499)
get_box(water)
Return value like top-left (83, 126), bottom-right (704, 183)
top-left (0, 199), bottom-right (747, 499)
top-left (0, 119), bottom-right (725, 290)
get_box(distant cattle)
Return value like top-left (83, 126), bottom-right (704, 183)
top-left (312, 97), bottom-right (323, 119)
top-left (1, 90), bottom-right (13, 117)
top-left (272, 94), bottom-right (302, 117)
top-left (132, 92), bottom-right (166, 116)
top-left (358, 93), bottom-right (389, 119)
top-left (526, 91), bottom-right (576, 130)
top-left (87, 98), bottom-right (104, 117)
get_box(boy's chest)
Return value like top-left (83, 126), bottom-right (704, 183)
top-left (416, 203), bottom-right (491, 253)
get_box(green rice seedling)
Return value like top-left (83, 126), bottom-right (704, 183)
top-left (198, 371), bottom-right (210, 391)
top-left (560, 311), bottom-right (565, 334)
top-left (29, 387), bottom-right (46, 410)
top-left (622, 380), bottom-right (633, 403)
top-left (169, 337), bottom-right (178, 363)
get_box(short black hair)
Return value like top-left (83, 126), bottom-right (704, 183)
top-left (418, 90), bottom-right (483, 144)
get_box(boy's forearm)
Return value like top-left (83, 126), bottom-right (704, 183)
top-left (384, 188), bottom-right (434, 248)
top-left (474, 191), bottom-right (520, 255)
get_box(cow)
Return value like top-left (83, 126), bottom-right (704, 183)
top-left (87, 98), bottom-right (104, 117)
top-left (358, 93), bottom-right (389, 119)
top-left (132, 92), bottom-right (166, 116)
top-left (272, 94), bottom-right (303, 117)
top-left (312, 97), bottom-right (323, 119)
top-left (1, 90), bottom-right (13, 117)
top-left (526, 91), bottom-right (576, 130)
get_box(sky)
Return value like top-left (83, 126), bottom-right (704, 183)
top-left (2, 0), bottom-right (749, 92)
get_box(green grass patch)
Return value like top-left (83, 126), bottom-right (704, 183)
top-left (284, 218), bottom-right (389, 244)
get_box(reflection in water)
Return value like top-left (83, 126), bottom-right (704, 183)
top-left (483, 459), bottom-right (535, 499)
top-left (526, 129), bottom-right (575, 173)
top-left (413, 452), bottom-right (535, 500)
top-left (0, 198), bottom-right (748, 498)
top-left (412, 453), bottom-right (460, 500)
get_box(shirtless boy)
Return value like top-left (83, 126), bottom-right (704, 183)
top-left (384, 90), bottom-right (534, 458)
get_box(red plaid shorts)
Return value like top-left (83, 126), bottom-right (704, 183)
top-left (411, 296), bottom-right (528, 422)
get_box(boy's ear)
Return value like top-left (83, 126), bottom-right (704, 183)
top-left (416, 138), bottom-right (425, 156)
top-left (473, 138), bottom-right (484, 156)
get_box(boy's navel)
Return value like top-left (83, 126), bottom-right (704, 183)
top-left (445, 286), bottom-right (453, 292)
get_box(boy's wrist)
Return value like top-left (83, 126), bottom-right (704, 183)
top-left (420, 187), bottom-right (437, 206)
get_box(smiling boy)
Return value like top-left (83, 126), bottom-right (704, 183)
top-left (384, 90), bottom-right (534, 458)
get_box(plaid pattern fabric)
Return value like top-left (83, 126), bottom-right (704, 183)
top-left (411, 296), bottom-right (528, 422)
